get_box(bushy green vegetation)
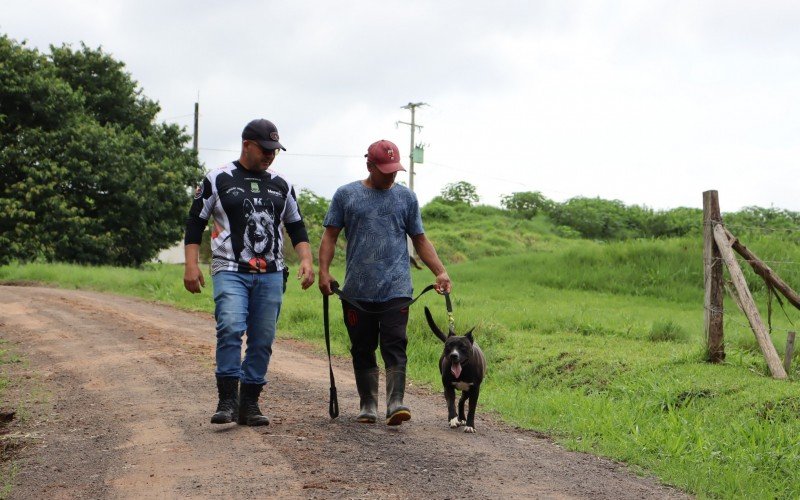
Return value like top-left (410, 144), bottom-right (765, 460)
top-left (0, 34), bottom-right (201, 266)
top-left (2, 196), bottom-right (800, 498)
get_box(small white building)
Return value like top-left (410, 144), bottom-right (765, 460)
top-left (155, 242), bottom-right (185, 264)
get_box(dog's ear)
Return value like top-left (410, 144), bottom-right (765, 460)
top-left (243, 198), bottom-right (255, 216)
top-left (423, 307), bottom-right (448, 343)
top-left (465, 328), bottom-right (475, 344)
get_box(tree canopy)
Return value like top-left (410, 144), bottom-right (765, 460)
top-left (501, 191), bottom-right (554, 218)
top-left (440, 181), bottom-right (479, 206)
top-left (0, 35), bottom-right (202, 266)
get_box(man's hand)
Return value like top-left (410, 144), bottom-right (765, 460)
top-left (183, 264), bottom-right (205, 293)
top-left (297, 259), bottom-right (315, 290)
top-left (435, 271), bottom-right (452, 294)
top-left (318, 271), bottom-right (336, 296)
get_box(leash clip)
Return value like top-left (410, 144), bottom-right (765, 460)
top-left (443, 291), bottom-right (456, 335)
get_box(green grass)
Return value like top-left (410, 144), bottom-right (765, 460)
top-left (2, 229), bottom-right (800, 498)
top-left (0, 341), bottom-right (21, 497)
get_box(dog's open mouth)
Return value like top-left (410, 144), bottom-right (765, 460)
top-left (451, 362), bottom-right (462, 378)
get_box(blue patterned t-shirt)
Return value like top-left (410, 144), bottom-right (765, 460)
top-left (323, 181), bottom-right (424, 302)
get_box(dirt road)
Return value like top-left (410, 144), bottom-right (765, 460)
top-left (0, 285), bottom-right (686, 499)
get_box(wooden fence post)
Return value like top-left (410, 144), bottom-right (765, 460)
top-left (703, 190), bottom-right (725, 362)
top-left (713, 224), bottom-right (787, 379)
top-left (785, 332), bottom-right (796, 375)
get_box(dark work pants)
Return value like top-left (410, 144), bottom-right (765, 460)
top-left (341, 298), bottom-right (410, 371)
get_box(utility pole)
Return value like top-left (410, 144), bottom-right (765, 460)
top-left (397, 102), bottom-right (426, 192)
top-left (192, 101), bottom-right (199, 153)
top-left (397, 102), bottom-right (426, 267)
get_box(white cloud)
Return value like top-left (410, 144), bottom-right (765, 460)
top-left (2, 0), bottom-right (799, 212)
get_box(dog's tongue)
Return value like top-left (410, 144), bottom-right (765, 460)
top-left (451, 362), bottom-right (462, 378)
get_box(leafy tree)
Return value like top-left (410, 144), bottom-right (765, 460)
top-left (296, 188), bottom-right (329, 242)
top-left (646, 207), bottom-right (702, 238)
top-left (50, 42), bottom-right (159, 133)
top-left (286, 188), bottom-right (349, 266)
top-left (0, 35), bottom-right (201, 266)
top-left (500, 191), bottom-right (554, 218)
top-left (421, 197), bottom-right (456, 221)
top-left (548, 197), bottom-right (635, 240)
top-left (440, 181), bottom-right (479, 206)
top-left (725, 206), bottom-right (800, 232)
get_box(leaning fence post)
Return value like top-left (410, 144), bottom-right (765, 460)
top-left (713, 224), bottom-right (787, 379)
top-left (703, 190), bottom-right (725, 362)
top-left (785, 332), bottom-right (796, 375)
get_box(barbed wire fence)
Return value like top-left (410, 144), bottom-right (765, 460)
top-left (703, 191), bottom-right (799, 380)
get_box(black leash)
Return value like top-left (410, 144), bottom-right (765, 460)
top-left (322, 291), bottom-right (339, 419)
top-left (332, 282), bottom-right (438, 314)
top-left (322, 281), bottom-right (440, 419)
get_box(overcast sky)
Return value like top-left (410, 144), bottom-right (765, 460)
top-left (3, 0), bottom-right (799, 212)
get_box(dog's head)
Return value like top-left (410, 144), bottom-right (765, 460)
top-left (243, 199), bottom-right (274, 255)
top-left (424, 306), bottom-right (476, 379)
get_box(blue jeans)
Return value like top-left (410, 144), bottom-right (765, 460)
top-left (212, 271), bottom-right (283, 385)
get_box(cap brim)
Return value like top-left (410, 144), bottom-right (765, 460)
top-left (375, 162), bottom-right (406, 174)
top-left (257, 139), bottom-right (286, 151)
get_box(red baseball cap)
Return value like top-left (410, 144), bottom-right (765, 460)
top-left (365, 140), bottom-right (406, 174)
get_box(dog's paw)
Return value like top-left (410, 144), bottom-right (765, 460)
top-left (463, 426), bottom-right (476, 433)
top-left (449, 417), bottom-right (462, 428)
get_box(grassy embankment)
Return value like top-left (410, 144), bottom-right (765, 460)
top-left (2, 207), bottom-right (799, 498)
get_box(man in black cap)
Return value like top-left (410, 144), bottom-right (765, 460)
top-left (183, 118), bottom-right (315, 426)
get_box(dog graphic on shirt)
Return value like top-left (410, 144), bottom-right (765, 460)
top-left (241, 199), bottom-right (275, 271)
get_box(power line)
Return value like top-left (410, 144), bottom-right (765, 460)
top-left (161, 113), bottom-right (196, 121)
top-left (199, 147), bottom-right (361, 159)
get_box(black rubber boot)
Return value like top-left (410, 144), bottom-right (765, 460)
top-left (354, 367), bottom-right (379, 423)
top-left (210, 376), bottom-right (239, 424)
top-left (237, 382), bottom-right (270, 426)
top-left (385, 366), bottom-right (411, 426)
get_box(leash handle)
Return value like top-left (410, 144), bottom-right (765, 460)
top-left (444, 292), bottom-right (455, 334)
top-left (323, 293), bottom-right (339, 419)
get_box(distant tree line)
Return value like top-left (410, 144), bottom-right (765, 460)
top-left (0, 34), bottom-right (201, 266)
top-left (426, 181), bottom-right (799, 241)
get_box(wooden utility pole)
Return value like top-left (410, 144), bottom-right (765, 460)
top-left (398, 102), bottom-right (426, 192)
top-left (192, 102), bottom-right (199, 153)
top-left (713, 224), bottom-right (787, 379)
top-left (398, 102), bottom-right (426, 264)
top-left (703, 190), bottom-right (725, 362)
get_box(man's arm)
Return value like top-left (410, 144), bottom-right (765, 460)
top-left (293, 241), bottom-right (315, 290)
top-left (183, 243), bottom-right (205, 293)
top-left (318, 226), bottom-right (342, 295)
top-left (411, 233), bottom-right (452, 294)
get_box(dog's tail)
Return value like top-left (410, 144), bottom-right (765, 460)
top-left (424, 307), bottom-right (448, 343)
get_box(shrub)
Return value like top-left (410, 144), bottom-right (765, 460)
top-left (648, 320), bottom-right (688, 342)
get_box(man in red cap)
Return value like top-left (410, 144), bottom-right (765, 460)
top-left (318, 139), bottom-right (451, 426)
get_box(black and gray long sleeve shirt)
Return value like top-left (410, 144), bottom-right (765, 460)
top-left (184, 161), bottom-right (309, 275)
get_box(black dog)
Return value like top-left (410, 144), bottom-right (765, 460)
top-left (424, 307), bottom-right (486, 433)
